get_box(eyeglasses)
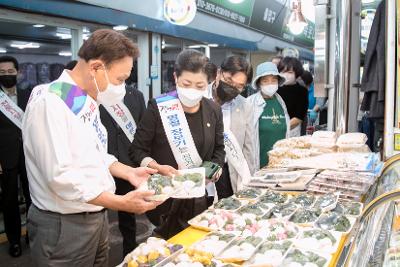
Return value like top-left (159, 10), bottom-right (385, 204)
top-left (221, 72), bottom-right (245, 92)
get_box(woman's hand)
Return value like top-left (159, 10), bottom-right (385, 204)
top-left (126, 167), bottom-right (158, 188)
top-left (148, 160), bottom-right (178, 177)
top-left (156, 165), bottom-right (178, 177)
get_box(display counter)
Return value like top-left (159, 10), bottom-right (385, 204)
top-left (120, 133), bottom-right (395, 267)
top-left (339, 154), bottom-right (400, 267)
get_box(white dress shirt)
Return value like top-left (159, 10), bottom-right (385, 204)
top-left (22, 71), bottom-right (116, 214)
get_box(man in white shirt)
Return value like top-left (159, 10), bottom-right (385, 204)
top-left (22, 29), bottom-right (161, 267)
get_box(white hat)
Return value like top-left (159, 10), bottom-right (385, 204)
top-left (251, 62), bottom-right (286, 89)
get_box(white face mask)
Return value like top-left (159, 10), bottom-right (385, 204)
top-left (282, 72), bottom-right (296, 85)
top-left (176, 86), bottom-right (204, 107)
top-left (94, 67), bottom-right (126, 106)
top-left (260, 84), bottom-right (278, 96)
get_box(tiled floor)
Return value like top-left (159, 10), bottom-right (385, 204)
top-left (0, 211), bottom-right (153, 267)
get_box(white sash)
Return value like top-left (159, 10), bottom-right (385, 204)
top-left (103, 102), bottom-right (136, 142)
top-left (78, 96), bottom-right (108, 152)
top-left (0, 89), bottom-right (24, 129)
top-left (224, 129), bottom-right (252, 192)
top-left (29, 82), bottom-right (108, 152)
top-left (156, 91), bottom-right (202, 169)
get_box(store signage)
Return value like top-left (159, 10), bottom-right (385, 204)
top-left (164, 0), bottom-right (197, 25)
top-left (196, 0), bottom-right (254, 25)
top-left (196, 0), bottom-right (315, 47)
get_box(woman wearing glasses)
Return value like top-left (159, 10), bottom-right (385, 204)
top-left (207, 56), bottom-right (256, 199)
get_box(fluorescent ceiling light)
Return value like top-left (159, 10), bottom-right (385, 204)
top-left (228, 0), bottom-right (245, 3)
top-left (0, 48), bottom-right (6, 53)
top-left (33, 24), bottom-right (45, 28)
top-left (59, 51), bottom-right (72, 57)
top-left (208, 44), bottom-right (219, 47)
top-left (113, 25), bottom-right (128, 31)
top-left (56, 33), bottom-right (72, 39)
top-left (10, 42), bottom-right (40, 49)
top-left (188, 45), bottom-right (202, 49)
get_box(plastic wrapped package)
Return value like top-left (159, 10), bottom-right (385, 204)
top-left (273, 136), bottom-right (312, 149)
top-left (317, 170), bottom-right (376, 185)
top-left (336, 133), bottom-right (368, 145)
top-left (337, 144), bottom-right (370, 153)
top-left (312, 131), bottom-right (337, 140)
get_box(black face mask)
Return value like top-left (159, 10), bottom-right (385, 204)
top-left (215, 80), bottom-right (240, 103)
top-left (0, 75), bottom-right (17, 88)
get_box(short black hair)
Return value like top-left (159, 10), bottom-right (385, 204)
top-left (174, 49), bottom-right (209, 77)
top-left (64, 60), bottom-right (77, 70)
top-left (301, 70), bottom-right (313, 86)
top-left (220, 56), bottom-right (252, 81)
top-left (278, 57), bottom-right (304, 78)
top-left (205, 62), bottom-right (218, 83)
top-left (0, 56), bottom-right (19, 71)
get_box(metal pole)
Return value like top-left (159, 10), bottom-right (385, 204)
top-left (334, 0), bottom-right (352, 134)
top-left (384, 0), bottom-right (396, 159)
top-left (327, 0), bottom-right (336, 131)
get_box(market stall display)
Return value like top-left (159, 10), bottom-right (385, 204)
top-left (121, 133), bottom-right (395, 267)
top-left (121, 237), bottom-right (183, 267)
top-left (293, 229), bottom-right (342, 254)
top-left (308, 170), bottom-right (378, 201)
top-left (244, 240), bottom-right (292, 267)
top-left (217, 236), bottom-right (264, 262)
top-left (258, 190), bottom-right (289, 204)
top-left (315, 212), bottom-right (354, 233)
top-left (212, 197), bottom-right (248, 211)
top-left (332, 201), bottom-right (363, 217)
top-left (281, 248), bottom-right (331, 267)
top-left (234, 188), bottom-right (264, 200)
top-left (290, 193), bottom-right (316, 207)
top-left (254, 219), bottom-right (299, 242)
top-left (312, 193), bottom-right (339, 212)
top-left (189, 232), bottom-right (238, 256)
top-left (289, 208), bottom-right (321, 226)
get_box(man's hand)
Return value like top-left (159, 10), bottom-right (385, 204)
top-left (88, 191), bottom-right (162, 214)
top-left (127, 167), bottom-right (158, 188)
top-left (120, 190), bottom-right (163, 214)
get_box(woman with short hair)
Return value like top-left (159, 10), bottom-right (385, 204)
top-left (208, 56), bottom-right (256, 199)
top-left (129, 49), bottom-right (225, 238)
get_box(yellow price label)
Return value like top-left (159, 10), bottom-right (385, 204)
top-left (395, 134), bottom-right (400, 151)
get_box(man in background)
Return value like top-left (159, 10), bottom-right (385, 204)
top-left (0, 55), bottom-right (31, 257)
top-left (99, 66), bottom-right (146, 256)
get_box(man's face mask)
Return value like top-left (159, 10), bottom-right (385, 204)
top-left (93, 66), bottom-right (126, 105)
